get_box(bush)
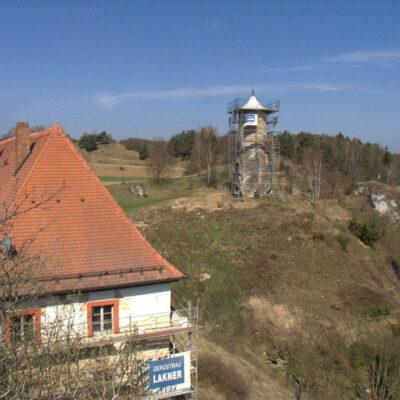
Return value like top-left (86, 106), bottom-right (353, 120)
top-left (349, 215), bottom-right (386, 246)
top-left (312, 232), bottom-right (324, 241)
top-left (138, 143), bottom-right (149, 160)
top-left (350, 341), bottom-right (364, 369)
top-left (391, 324), bottom-right (400, 337)
top-left (337, 232), bottom-right (350, 251)
top-left (369, 303), bottom-right (393, 320)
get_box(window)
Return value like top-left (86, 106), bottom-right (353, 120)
top-left (87, 300), bottom-right (119, 337)
top-left (92, 305), bottom-right (113, 333)
top-left (11, 314), bottom-right (35, 341)
top-left (6, 309), bottom-right (41, 343)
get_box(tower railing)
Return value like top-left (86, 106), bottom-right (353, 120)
top-left (227, 98), bottom-right (280, 113)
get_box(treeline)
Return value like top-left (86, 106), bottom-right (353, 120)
top-left (78, 131), bottom-right (114, 152)
top-left (0, 125), bottom-right (49, 141)
top-left (74, 125), bottom-right (399, 192)
top-left (277, 130), bottom-right (399, 196)
top-left (119, 138), bottom-right (153, 160)
top-left (120, 127), bottom-right (224, 185)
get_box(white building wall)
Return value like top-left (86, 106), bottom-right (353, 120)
top-left (30, 283), bottom-right (171, 339)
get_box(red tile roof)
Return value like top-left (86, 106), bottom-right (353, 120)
top-left (0, 124), bottom-right (185, 294)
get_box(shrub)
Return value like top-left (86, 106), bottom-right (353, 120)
top-left (391, 324), bottom-right (400, 337)
top-left (369, 303), bottom-right (393, 320)
top-left (350, 341), bottom-right (364, 369)
top-left (337, 232), bottom-right (350, 251)
top-left (139, 143), bottom-right (149, 160)
top-left (312, 232), bottom-right (324, 241)
top-left (349, 215), bottom-right (386, 246)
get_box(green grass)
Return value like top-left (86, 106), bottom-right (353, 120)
top-left (77, 142), bottom-right (140, 164)
top-left (99, 176), bottom-right (144, 182)
top-left (106, 177), bottom-right (199, 215)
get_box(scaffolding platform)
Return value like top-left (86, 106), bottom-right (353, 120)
top-left (227, 97), bottom-right (280, 113)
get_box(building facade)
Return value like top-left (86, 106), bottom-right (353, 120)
top-left (0, 123), bottom-right (197, 399)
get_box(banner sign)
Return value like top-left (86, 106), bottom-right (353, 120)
top-left (245, 114), bottom-right (257, 126)
top-left (150, 355), bottom-right (185, 389)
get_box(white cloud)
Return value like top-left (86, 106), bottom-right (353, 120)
top-left (279, 64), bottom-right (320, 72)
top-left (93, 83), bottom-right (343, 106)
top-left (281, 49), bottom-right (400, 73)
top-left (94, 85), bottom-right (254, 106)
top-left (326, 50), bottom-right (400, 64)
top-left (288, 83), bottom-right (342, 91)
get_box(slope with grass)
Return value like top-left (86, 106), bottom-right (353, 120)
top-left (108, 176), bottom-right (400, 399)
top-left (77, 142), bottom-right (186, 179)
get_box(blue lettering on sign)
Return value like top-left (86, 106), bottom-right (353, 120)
top-left (246, 114), bottom-right (256, 123)
top-left (150, 356), bottom-right (185, 389)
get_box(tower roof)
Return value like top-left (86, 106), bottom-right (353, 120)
top-left (241, 93), bottom-right (267, 110)
top-left (0, 124), bottom-right (185, 295)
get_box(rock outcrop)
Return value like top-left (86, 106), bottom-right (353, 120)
top-left (130, 183), bottom-right (147, 198)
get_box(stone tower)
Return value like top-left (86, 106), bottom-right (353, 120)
top-left (227, 91), bottom-right (280, 197)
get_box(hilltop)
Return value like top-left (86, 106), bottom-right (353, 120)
top-left (75, 136), bottom-right (400, 399)
top-left (77, 141), bottom-right (186, 180)
top-left (103, 174), bottom-right (400, 400)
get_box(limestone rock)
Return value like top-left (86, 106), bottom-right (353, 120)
top-left (370, 188), bottom-right (399, 221)
top-left (290, 185), bottom-right (300, 196)
top-left (353, 184), bottom-right (366, 195)
top-left (130, 183), bottom-right (147, 198)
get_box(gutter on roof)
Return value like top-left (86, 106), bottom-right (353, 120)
top-left (42, 276), bottom-right (188, 297)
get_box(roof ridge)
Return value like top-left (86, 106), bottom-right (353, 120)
top-left (55, 128), bottom-right (182, 274)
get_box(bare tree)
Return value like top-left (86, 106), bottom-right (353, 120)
top-left (0, 190), bottom-right (142, 399)
top-left (192, 126), bottom-right (218, 187)
top-left (369, 339), bottom-right (400, 400)
top-left (303, 147), bottom-right (324, 202)
top-left (344, 138), bottom-right (361, 186)
top-left (1, 125), bottom-right (48, 141)
top-left (147, 139), bottom-right (174, 183)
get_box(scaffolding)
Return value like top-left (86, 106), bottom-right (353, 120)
top-left (137, 294), bottom-right (199, 400)
top-left (5, 294), bottom-right (198, 400)
top-left (228, 94), bottom-right (280, 198)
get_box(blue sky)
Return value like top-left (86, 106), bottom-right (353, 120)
top-left (1, 1), bottom-right (400, 151)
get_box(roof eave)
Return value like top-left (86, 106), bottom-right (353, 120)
top-left (39, 276), bottom-right (187, 297)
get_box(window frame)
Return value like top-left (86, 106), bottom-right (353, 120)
top-left (6, 308), bottom-right (41, 344)
top-left (87, 299), bottom-right (119, 337)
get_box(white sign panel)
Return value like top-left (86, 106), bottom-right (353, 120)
top-left (144, 351), bottom-right (191, 399)
top-left (244, 114), bottom-right (257, 126)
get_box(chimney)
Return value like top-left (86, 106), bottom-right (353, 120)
top-left (15, 122), bottom-right (30, 172)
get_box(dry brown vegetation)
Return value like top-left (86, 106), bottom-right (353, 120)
top-left (198, 350), bottom-right (249, 400)
top-left (131, 183), bottom-right (400, 399)
top-left (77, 142), bottom-right (185, 179)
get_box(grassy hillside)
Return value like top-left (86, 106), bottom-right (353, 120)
top-left (77, 142), bottom-right (185, 179)
top-left (106, 175), bottom-right (400, 400)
